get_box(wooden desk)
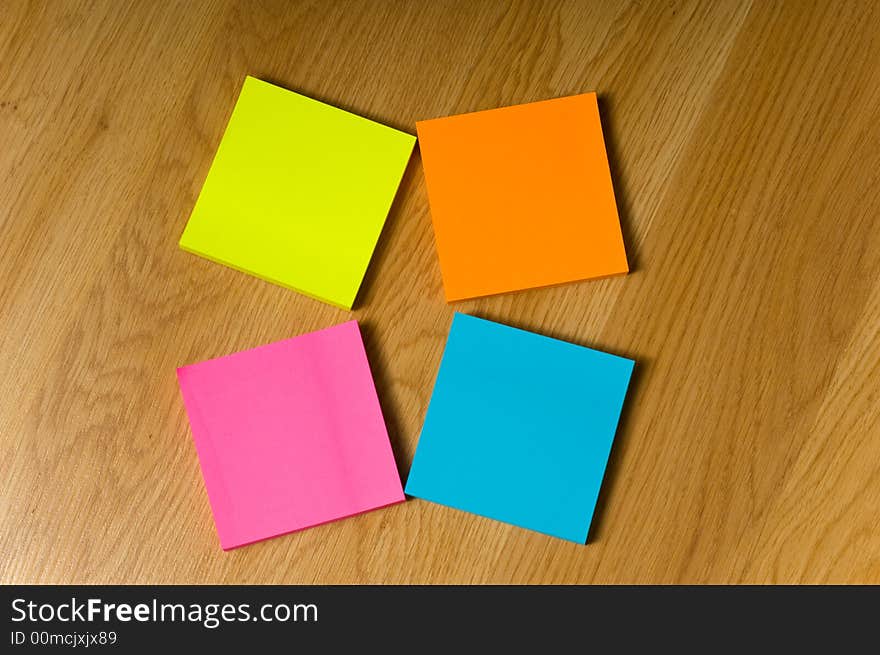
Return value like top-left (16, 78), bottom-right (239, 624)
top-left (2, 0), bottom-right (879, 583)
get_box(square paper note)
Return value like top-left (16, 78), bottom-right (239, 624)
top-left (416, 93), bottom-right (628, 301)
top-left (177, 321), bottom-right (404, 549)
top-left (180, 76), bottom-right (415, 309)
top-left (405, 313), bottom-right (634, 543)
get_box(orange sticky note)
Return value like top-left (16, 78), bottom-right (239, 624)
top-left (416, 93), bottom-right (628, 301)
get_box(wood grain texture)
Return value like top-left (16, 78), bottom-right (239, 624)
top-left (1, 0), bottom-right (879, 584)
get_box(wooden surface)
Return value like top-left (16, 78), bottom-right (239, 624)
top-left (2, 0), bottom-right (879, 584)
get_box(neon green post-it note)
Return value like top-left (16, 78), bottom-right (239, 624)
top-left (179, 76), bottom-right (416, 309)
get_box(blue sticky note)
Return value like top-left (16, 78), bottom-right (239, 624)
top-left (405, 313), bottom-right (635, 543)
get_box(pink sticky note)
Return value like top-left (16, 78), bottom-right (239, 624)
top-left (176, 320), bottom-right (404, 550)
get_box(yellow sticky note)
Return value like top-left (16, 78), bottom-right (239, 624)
top-left (180, 76), bottom-right (415, 309)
